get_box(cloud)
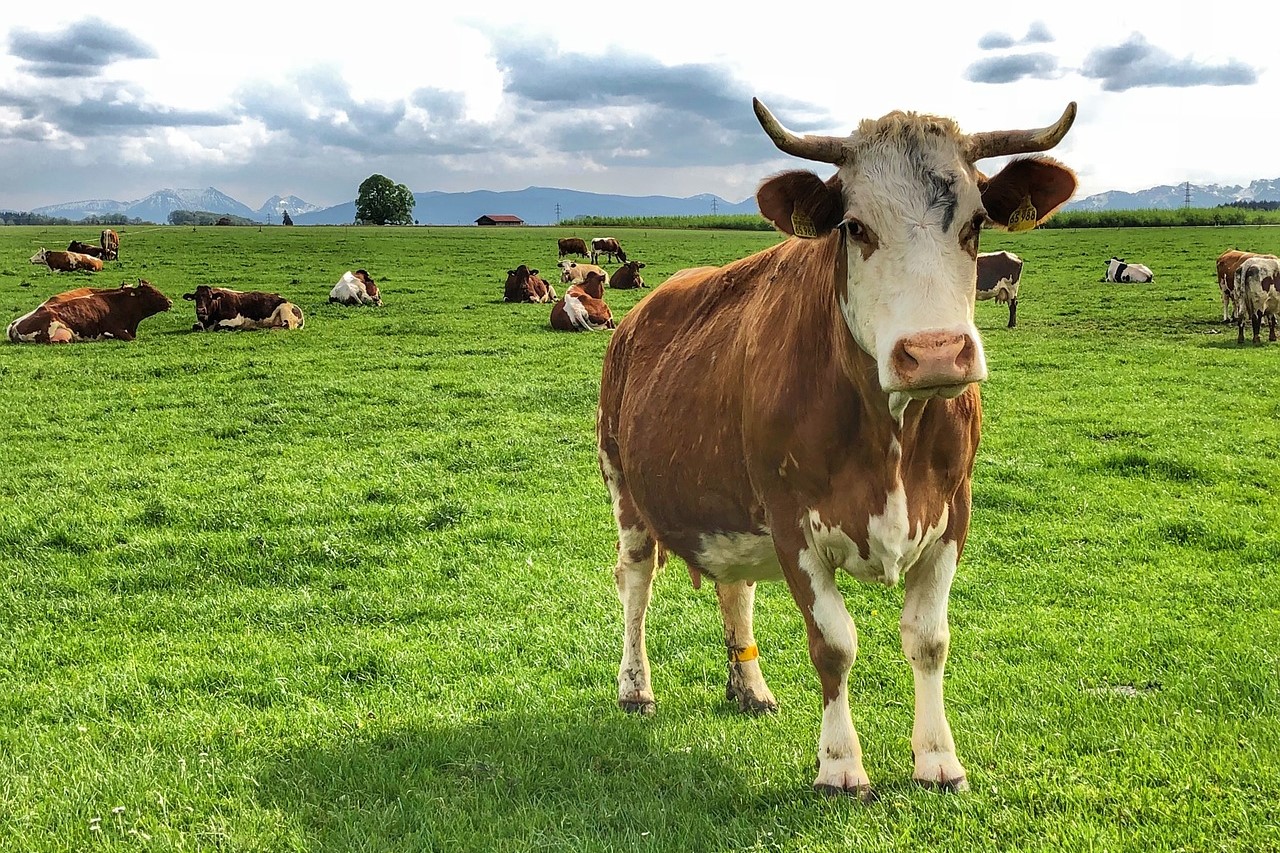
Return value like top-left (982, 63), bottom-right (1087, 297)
top-left (0, 83), bottom-right (234, 139)
top-left (966, 53), bottom-right (1060, 84)
top-left (978, 22), bottom-right (1054, 51)
top-left (1081, 34), bottom-right (1258, 91)
top-left (7, 18), bottom-right (156, 78)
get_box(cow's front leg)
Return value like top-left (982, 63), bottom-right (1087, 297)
top-left (779, 540), bottom-right (872, 800)
top-left (900, 538), bottom-right (967, 791)
top-left (715, 581), bottom-right (778, 714)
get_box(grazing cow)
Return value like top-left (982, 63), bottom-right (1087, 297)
top-left (66, 240), bottom-right (107, 258)
top-left (1103, 257), bottom-right (1153, 283)
top-left (182, 285), bottom-right (303, 331)
top-left (597, 97), bottom-right (1077, 797)
top-left (609, 261), bottom-right (647, 290)
top-left (1234, 256), bottom-right (1280, 344)
top-left (558, 261), bottom-right (610, 286)
top-left (329, 269), bottom-right (382, 306)
top-left (8, 280), bottom-right (171, 343)
top-left (29, 248), bottom-right (104, 273)
top-left (504, 265), bottom-right (556, 303)
top-left (976, 251), bottom-right (1023, 327)
top-left (101, 229), bottom-right (119, 261)
top-left (558, 237), bottom-right (590, 259)
top-left (1216, 250), bottom-right (1277, 323)
top-left (591, 237), bottom-right (627, 264)
top-left (551, 272), bottom-right (615, 331)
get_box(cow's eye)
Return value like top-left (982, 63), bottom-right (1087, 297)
top-left (843, 218), bottom-right (868, 241)
top-left (970, 212), bottom-right (987, 231)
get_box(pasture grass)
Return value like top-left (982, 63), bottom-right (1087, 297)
top-left (1, 223), bottom-right (1278, 852)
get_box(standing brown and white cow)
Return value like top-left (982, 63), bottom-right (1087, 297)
top-left (1216, 250), bottom-right (1277, 323)
top-left (976, 251), bottom-right (1023, 327)
top-left (558, 237), bottom-right (590, 259)
top-left (101, 229), bottom-right (120, 261)
top-left (1234, 256), bottom-right (1280, 344)
top-left (597, 98), bottom-right (1077, 798)
top-left (590, 237), bottom-right (627, 264)
top-left (8, 281), bottom-right (171, 342)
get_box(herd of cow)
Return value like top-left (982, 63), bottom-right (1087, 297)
top-left (502, 236), bottom-right (648, 332)
top-left (8, 229), bottom-right (387, 342)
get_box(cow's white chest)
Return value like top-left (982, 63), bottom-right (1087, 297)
top-left (807, 484), bottom-right (948, 588)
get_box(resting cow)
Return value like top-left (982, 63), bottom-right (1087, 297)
top-left (29, 248), bottom-right (104, 273)
top-left (1103, 256), bottom-right (1153, 283)
top-left (183, 285), bottom-right (304, 331)
top-left (591, 237), bottom-right (627, 264)
top-left (8, 280), bottom-right (171, 343)
top-left (330, 270), bottom-right (382, 306)
top-left (1216, 250), bottom-right (1277, 323)
top-left (976, 251), bottom-right (1023, 327)
top-left (597, 97), bottom-right (1077, 797)
top-left (66, 240), bottom-right (107, 258)
top-left (609, 261), bottom-right (647, 290)
top-left (558, 261), bottom-right (609, 286)
top-left (551, 272), bottom-right (615, 331)
top-left (558, 237), bottom-right (589, 259)
top-left (1234, 257), bottom-right (1280, 344)
top-left (504, 265), bottom-right (556, 303)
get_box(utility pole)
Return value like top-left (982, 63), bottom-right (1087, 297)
top-left (711, 197), bottom-right (718, 215)
top-left (1184, 181), bottom-right (1192, 207)
top-left (555, 202), bottom-right (562, 223)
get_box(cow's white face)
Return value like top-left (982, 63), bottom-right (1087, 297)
top-left (834, 130), bottom-right (988, 401)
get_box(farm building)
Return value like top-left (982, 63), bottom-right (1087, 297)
top-left (475, 214), bottom-right (524, 226)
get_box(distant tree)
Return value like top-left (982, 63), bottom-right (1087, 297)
top-left (355, 174), bottom-right (415, 225)
top-left (281, 209), bottom-right (294, 226)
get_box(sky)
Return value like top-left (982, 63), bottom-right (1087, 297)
top-left (0, 1), bottom-right (1274, 212)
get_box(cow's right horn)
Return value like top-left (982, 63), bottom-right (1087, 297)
top-left (964, 102), bottom-right (1077, 162)
top-left (753, 98), bottom-right (845, 165)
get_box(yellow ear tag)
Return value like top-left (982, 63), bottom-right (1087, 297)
top-left (791, 210), bottom-right (818, 238)
top-left (1007, 195), bottom-right (1038, 232)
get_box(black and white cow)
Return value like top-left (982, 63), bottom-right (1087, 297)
top-left (1103, 256), bottom-right (1154, 283)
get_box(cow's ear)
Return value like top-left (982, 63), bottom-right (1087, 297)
top-left (530, 269), bottom-right (539, 276)
top-left (757, 170), bottom-right (844, 237)
top-left (979, 156), bottom-right (1077, 231)
top-left (507, 269), bottom-right (516, 276)
top-left (182, 293), bottom-right (195, 300)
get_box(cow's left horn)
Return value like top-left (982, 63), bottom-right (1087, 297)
top-left (964, 102), bottom-right (1077, 162)
top-left (753, 98), bottom-right (845, 165)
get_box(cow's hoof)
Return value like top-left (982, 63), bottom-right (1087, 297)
top-left (725, 687), bottom-right (778, 715)
top-left (915, 775), bottom-right (969, 793)
top-left (619, 699), bottom-right (656, 716)
top-left (815, 783), bottom-right (878, 804)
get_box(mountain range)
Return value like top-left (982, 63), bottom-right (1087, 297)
top-left (16, 178), bottom-right (1280, 225)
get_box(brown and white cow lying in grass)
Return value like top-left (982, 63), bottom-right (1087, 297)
top-left (558, 261), bottom-right (609, 286)
top-left (8, 281), bottom-right (171, 343)
top-left (551, 271), bottom-right (614, 331)
top-left (504, 265), bottom-right (556, 303)
top-left (66, 240), bottom-right (107, 258)
top-left (183, 285), bottom-right (304, 331)
top-left (1234, 256), bottom-right (1280, 344)
top-left (30, 248), bottom-right (104, 273)
top-left (330, 270), bottom-right (382, 306)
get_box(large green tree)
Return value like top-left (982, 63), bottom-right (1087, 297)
top-left (354, 174), bottom-right (416, 225)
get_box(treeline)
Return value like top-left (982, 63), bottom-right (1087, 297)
top-left (559, 214), bottom-right (774, 231)
top-left (0, 211), bottom-right (146, 226)
top-left (167, 210), bottom-right (259, 226)
top-left (563, 206), bottom-right (1280, 231)
top-left (1220, 200), bottom-right (1280, 212)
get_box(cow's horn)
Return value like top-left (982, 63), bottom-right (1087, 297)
top-left (753, 98), bottom-right (845, 165)
top-left (964, 102), bottom-right (1077, 162)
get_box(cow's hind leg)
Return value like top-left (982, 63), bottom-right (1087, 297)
top-left (601, 451), bottom-right (660, 714)
top-left (715, 581), bottom-right (778, 714)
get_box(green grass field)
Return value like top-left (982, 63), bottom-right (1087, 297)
top-left (1, 223), bottom-right (1278, 852)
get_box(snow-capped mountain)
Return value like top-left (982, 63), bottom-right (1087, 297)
top-left (32, 188), bottom-right (275, 223)
top-left (1066, 178), bottom-right (1280, 211)
top-left (257, 195), bottom-right (323, 221)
